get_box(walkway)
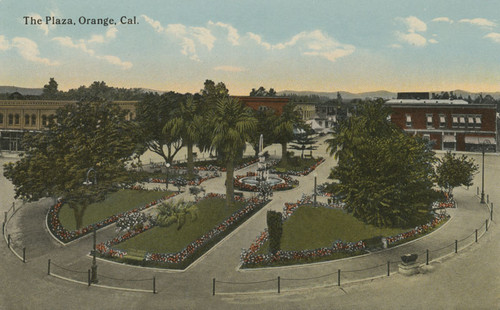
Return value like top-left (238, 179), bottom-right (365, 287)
top-left (0, 140), bottom-right (498, 309)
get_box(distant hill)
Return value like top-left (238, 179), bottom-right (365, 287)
top-left (278, 90), bottom-right (500, 100)
top-left (0, 86), bottom-right (43, 96)
top-left (277, 90), bottom-right (397, 100)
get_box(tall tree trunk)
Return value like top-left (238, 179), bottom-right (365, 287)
top-left (72, 204), bottom-right (88, 230)
top-left (225, 159), bottom-right (235, 207)
top-left (281, 142), bottom-right (287, 165)
top-left (187, 142), bottom-right (194, 178)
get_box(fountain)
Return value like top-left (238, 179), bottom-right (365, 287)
top-left (239, 134), bottom-right (285, 189)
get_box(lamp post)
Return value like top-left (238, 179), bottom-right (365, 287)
top-left (83, 168), bottom-right (98, 283)
top-left (165, 163), bottom-right (171, 190)
top-left (480, 140), bottom-right (490, 204)
top-left (91, 225), bottom-right (98, 283)
top-left (313, 172), bottom-right (317, 207)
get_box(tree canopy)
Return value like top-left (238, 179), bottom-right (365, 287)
top-left (135, 92), bottom-right (186, 164)
top-left (435, 152), bottom-right (478, 197)
top-left (328, 100), bottom-right (438, 228)
top-left (3, 100), bottom-right (140, 229)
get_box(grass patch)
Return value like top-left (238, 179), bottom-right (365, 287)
top-left (114, 198), bottom-right (245, 256)
top-left (58, 189), bottom-right (172, 231)
top-left (258, 206), bottom-right (406, 254)
top-left (274, 156), bottom-right (320, 173)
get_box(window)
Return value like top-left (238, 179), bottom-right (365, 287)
top-left (459, 115), bottom-right (466, 128)
top-left (0, 113), bottom-right (3, 124)
top-left (475, 115), bottom-right (482, 129)
top-left (14, 114), bottom-right (20, 125)
top-left (405, 114), bottom-right (412, 128)
top-left (452, 115), bottom-right (458, 128)
top-left (25, 114), bottom-right (30, 125)
top-left (426, 114), bottom-right (433, 128)
top-left (439, 115), bottom-right (446, 128)
top-left (467, 116), bottom-right (474, 128)
top-left (31, 114), bottom-right (36, 125)
top-left (8, 114), bottom-right (13, 125)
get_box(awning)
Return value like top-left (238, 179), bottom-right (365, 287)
top-left (464, 136), bottom-right (496, 145)
top-left (443, 135), bottom-right (456, 143)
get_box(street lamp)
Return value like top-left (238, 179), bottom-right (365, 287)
top-left (165, 163), bottom-right (171, 190)
top-left (83, 168), bottom-right (97, 186)
top-left (83, 168), bottom-right (98, 283)
top-left (313, 172), bottom-right (317, 207)
top-left (480, 140), bottom-right (490, 204)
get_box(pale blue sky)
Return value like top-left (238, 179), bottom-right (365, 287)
top-left (1, 0), bottom-right (500, 95)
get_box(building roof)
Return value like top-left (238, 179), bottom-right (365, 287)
top-left (386, 99), bottom-right (469, 105)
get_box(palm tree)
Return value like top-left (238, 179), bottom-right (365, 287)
top-left (273, 102), bottom-right (301, 165)
top-left (326, 100), bottom-right (395, 161)
top-left (163, 96), bottom-right (202, 178)
top-left (211, 96), bottom-right (257, 207)
top-left (156, 199), bottom-right (199, 230)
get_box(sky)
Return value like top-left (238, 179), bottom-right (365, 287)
top-left (1, 0), bottom-right (500, 95)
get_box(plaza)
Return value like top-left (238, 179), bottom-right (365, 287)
top-left (0, 137), bottom-right (498, 309)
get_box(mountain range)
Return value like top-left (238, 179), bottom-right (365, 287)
top-left (277, 90), bottom-right (500, 100)
top-left (1, 86), bottom-right (499, 100)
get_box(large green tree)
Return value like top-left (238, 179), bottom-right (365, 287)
top-left (273, 102), bottom-right (302, 165)
top-left (164, 96), bottom-right (203, 178)
top-left (328, 100), bottom-right (438, 228)
top-left (135, 92), bottom-right (185, 165)
top-left (3, 100), bottom-right (140, 229)
top-left (435, 152), bottom-right (478, 197)
top-left (42, 78), bottom-right (59, 99)
top-left (248, 108), bottom-right (278, 157)
top-left (210, 96), bottom-right (257, 207)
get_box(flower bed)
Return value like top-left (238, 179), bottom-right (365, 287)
top-left (96, 193), bottom-right (269, 269)
top-left (241, 197), bottom-right (366, 267)
top-left (170, 158), bottom-right (258, 172)
top-left (233, 172), bottom-right (298, 192)
top-left (270, 157), bottom-right (325, 176)
top-left (47, 190), bottom-right (179, 243)
top-left (385, 213), bottom-right (449, 246)
top-left (241, 196), bottom-right (449, 268)
top-left (148, 173), bottom-right (217, 186)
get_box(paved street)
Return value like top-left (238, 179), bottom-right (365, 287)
top-left (0, 140), bottom-right (499, 309)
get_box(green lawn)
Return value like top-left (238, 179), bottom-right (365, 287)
top-left (258, 205), bottom-right (406, 253)
top-left (58, 189), bottom-right (172, 231)
top-left (114, 198), bottom-right (245, 255)
top-left (274, 156), bottom-right (320, 173)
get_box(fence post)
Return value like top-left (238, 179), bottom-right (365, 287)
top-left (475, 229), bottom-right (478, 242)
top-left (7, 234), bottom-right (11, 248)
top-left (477, 186), bottom-right (479, 195)
top-left (2, 222), bottom-right (4, 235)
top-left (486, 219), bottom-right (488, 232)
top-left (387, 261), bottom-right (390, 276)
top-left (491, 203), bottom-right (494, 221)
top-left (23, 247), bottom-right (26, 263)
top-left (47, 259), bottom-right (51, 275)
top-left (3, 211), bottom-right (6, 224)
top-left (212, 278), bottom-right (215, 296)
top-left (426, 249), bottom-right (429, 265)
top-left (277, 276), bottom-right (281, 294)
top-left (153, 277), bottom-right (156, 294)
top-left (455, 240), bottom-right (458, 253)
top-left (88, 269), bottom-right (91, 286)
top-left (338, 269), bottom-right (341, 286)
top-left (487, 194), bottom-right (489, 204)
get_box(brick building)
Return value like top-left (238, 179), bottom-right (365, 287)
top-left (386, 94), bottom-right (497, 152)
top-left (235, 96), bottom-right (289, 115)
top-left (0, 100), bottom-right (136, 152)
